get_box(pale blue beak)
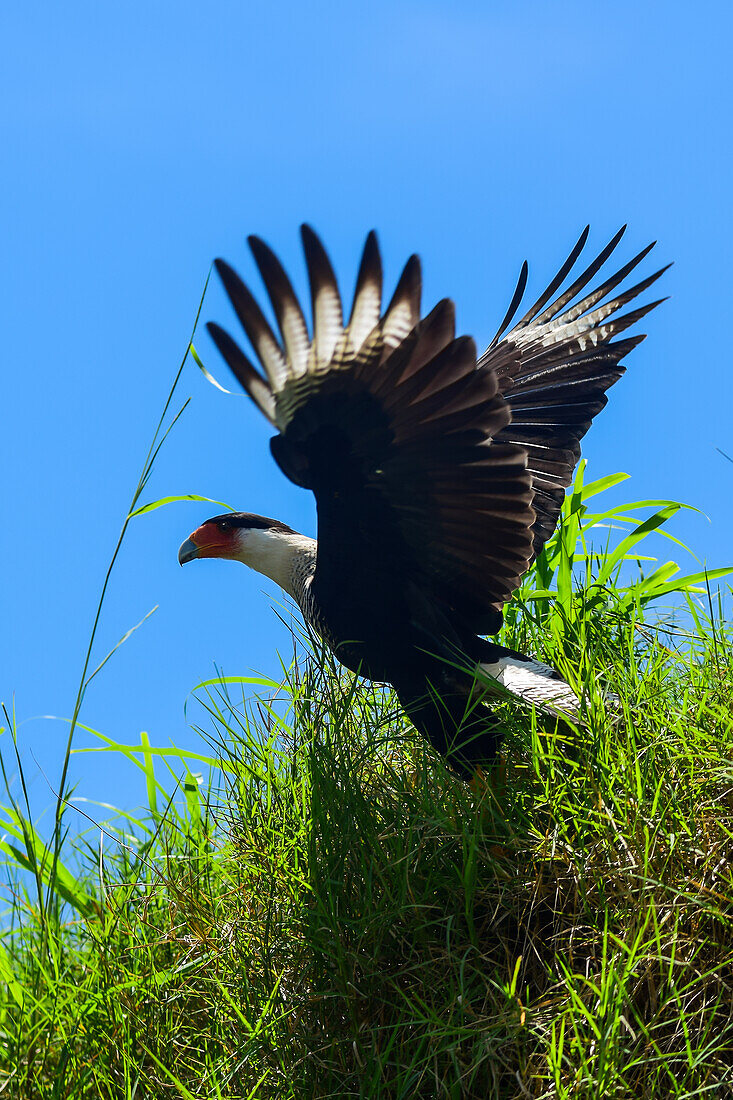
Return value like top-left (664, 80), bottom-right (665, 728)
top-left (178, 538), bottom-right (200, 565)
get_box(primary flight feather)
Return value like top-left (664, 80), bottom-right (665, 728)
top-left (178, 226), bottom-right (667, 778)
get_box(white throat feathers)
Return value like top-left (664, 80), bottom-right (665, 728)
top-left (232, 527), bottom-right (317, 601)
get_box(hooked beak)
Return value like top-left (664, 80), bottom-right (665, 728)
top-left (178, 537), bottom-right (200, 566)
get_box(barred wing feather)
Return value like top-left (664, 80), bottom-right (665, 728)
top-left (480, 226), bottom-right (669, 560)
top-left (207, 226), bottom-right (535, 635)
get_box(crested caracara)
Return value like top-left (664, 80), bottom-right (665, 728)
top-left (178, 226), bottom-right (667, 778)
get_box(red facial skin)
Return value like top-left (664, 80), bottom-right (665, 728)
top-left (188, 522), bottom-right (240, 559)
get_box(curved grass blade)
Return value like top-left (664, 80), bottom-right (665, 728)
top-left (129, 494), bottom-right (235, 519)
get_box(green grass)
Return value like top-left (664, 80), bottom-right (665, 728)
top-left (2, 334), bottom-right (732, 1097)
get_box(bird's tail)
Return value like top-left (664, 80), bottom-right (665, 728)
top-left (476, 646), bottom-right (581, 719)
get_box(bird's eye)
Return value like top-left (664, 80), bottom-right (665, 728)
top-left (218, 521), bottom-right (230, 531)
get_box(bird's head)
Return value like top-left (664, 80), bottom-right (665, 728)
top-left (178, 512), bottom-right (297, 566)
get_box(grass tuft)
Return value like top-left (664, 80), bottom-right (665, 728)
top-left (3, 322), bottom-right (732, 1096)
top-left (2, 549), bottom-right (732, 1095)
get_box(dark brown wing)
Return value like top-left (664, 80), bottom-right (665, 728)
top-left (480, 227), bottom-right (669, 559)
top-left (207, 226), bottom-right (535, 636)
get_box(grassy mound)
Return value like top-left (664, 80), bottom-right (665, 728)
top-left (2, 466), bottom-right (732, 1097)
top-left (2, 328), bottom-right (732, 1096)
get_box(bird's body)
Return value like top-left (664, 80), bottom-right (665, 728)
top-left (179, 226), bottom-right (666, 777)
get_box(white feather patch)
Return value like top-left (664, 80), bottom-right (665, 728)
top-left (313, 285), bottom-right (343, 367)
top-left (381, 300), bottom-right (415, 349)
top-left (480, 655), bottom-right (580, 716)
top-left (279, 301), bottom-right (310, 377)
top-left (348, 278), bottom-right (381, 352)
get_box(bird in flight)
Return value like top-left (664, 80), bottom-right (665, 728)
top-left (178, 226), bottom-right (667, 778)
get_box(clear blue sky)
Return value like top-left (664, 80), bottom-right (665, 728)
top-left (3, 1), bottom-right (732, 817)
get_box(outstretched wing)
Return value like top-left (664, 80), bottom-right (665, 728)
top-left (207, 227), bottom-right (535, 636)
top-left (480, 227), bottom-right (669, 559)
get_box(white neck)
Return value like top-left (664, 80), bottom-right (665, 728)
top-left (233, 527), bottom-right (316, 600)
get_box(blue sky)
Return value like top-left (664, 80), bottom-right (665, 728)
top-left (3, 1), bottom-right (732, 818)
